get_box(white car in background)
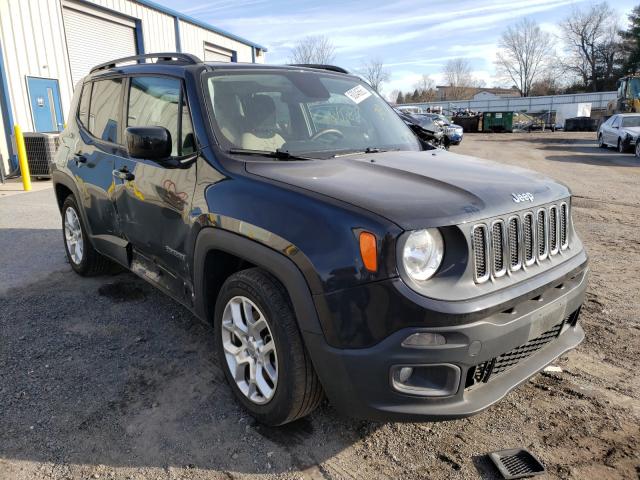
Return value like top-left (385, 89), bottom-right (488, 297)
top-left (598, 113), bottom-right (640, 153)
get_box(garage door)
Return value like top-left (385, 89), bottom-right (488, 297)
top-left (204, 43), bottom-right (234, 62)
top-left (63, 4), bottom-right (137, 85)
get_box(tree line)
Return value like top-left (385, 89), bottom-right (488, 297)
top-left (288, 2), bottom-right (640, 101)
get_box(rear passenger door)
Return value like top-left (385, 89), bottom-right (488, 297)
top-left (112, 75), bottom-right (197, 300)
top-left (71, 77), bottom-right (128, 264)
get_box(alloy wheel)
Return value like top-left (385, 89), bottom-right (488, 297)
top-left (64, 207), bottom-right (84, 264)
top-left (221, 296), bottom-right (278, 404)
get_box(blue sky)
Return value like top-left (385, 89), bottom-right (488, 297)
top-left (156, 0), bottom-right (638, 98)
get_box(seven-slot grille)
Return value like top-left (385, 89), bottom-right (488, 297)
top-left (472, 202), bottom-right (569, 283)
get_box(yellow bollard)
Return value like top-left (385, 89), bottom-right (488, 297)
top-left (14, 124), bottom-right (31, 191)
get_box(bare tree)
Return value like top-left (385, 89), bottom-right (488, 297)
top-left (360, 58), bottom-right (391, 93)
top-left (560, 2), bottom-right (621, 91)
top-left (388, 89), bottom-right (401, 104)
top-left (495, 18), bottom-right (552, 97)
top-left (289, 35), bottom-right (336, 64)
top-left (413, 74), bottom-right (438, 101)
top-left (442, 58), bottom-right (477, 100)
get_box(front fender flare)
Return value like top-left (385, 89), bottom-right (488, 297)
top-left (192, 227), bottom-right (323, 336)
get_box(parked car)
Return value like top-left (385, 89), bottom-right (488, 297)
top-left (421, 113), bottom-right (464, 146)
top-left (393, 108), bottom-right (446, 148)
top-left (52, 54), bottom-right (588, 426)
top-left (597, 113), bottom-right (640, 152)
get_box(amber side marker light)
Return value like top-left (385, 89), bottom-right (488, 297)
top-left (359, 231), bottom-right (378, 272)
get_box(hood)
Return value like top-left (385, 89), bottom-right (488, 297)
top-left (246, 149), bottom-right (570, 230)
top-left (622, 126), bottom-right (640, 136)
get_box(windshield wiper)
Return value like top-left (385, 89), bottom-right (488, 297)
top-left (333, 147), bottom-right (398, 158)
top-left (228, 148), bottom-right (315, 161)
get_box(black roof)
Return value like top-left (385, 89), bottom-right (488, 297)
top-left (86, 53), bottom-right (357, 81)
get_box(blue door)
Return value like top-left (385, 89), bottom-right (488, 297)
top-left (27, 77), bottom-right (64, 132)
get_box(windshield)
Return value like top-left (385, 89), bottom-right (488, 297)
top-left (205, 70), bottom-right (420, 157)
top-left (622, 116), bottom-right (640, 128)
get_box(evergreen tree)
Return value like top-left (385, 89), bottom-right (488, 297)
top-left (621, 6), bottom-right (640, 74)
top-left (412, 89), bottom-right (420, 102)
top-left (396, 91), bottom-right (404, 104)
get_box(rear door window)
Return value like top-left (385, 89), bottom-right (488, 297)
top-left (88, 78), bottom-right (123, 144)
top-left (127, 76), bottom-right (194, 157)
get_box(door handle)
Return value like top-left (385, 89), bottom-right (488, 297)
top-left (112, 168), bottom-right (135, 181)
top-left (74, 154), bottom-right (87, 165)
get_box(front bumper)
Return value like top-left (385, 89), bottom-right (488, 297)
top-left (305, 258), bottom-right (587, 421)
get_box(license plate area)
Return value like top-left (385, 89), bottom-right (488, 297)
top-left (529, 298), bottom-right (567, 340)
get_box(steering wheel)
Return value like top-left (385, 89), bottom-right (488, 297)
top-left (311, 129), bottom-right (344, 143)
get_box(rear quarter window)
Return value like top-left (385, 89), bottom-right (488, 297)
top-left (77, 83), bottom-right (92, 128)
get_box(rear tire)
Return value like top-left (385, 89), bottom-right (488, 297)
top-left (214, 268), bottom-right (323, 426)
top-left (61, 195), bottom-right (113, 276)
top-left (636, 141), bottom-right (640, 159)
top-left (598, 134), bottom-right (606, 148)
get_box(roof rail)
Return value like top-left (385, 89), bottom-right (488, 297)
top-left (288, 64), bottom-right (349, 74)
top-left (90, 52), bottom-right (202, 74)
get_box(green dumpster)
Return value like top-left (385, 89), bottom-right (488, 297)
top-left (482, 111), bottom-right (514, 133)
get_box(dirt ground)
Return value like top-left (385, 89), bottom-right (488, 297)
top-left (1, 132), bottom-right (639, 480)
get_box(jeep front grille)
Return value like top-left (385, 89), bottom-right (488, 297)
top-left (472, 201), bottom-right (569, 283)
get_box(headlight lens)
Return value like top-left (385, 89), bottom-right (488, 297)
top-left (402, 229), bottom-right (444, 282)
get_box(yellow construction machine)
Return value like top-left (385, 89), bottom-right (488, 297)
top-left (607, 74), bottom-right (640, 115)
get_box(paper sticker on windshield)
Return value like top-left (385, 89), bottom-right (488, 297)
top-left (344, 85), bottom-right (372, 104)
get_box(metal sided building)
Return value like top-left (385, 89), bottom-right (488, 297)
top-left (0, 0), bottom-right (266, 175)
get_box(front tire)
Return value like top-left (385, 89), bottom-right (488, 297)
top-left (636, 141), bottom-right (640, 159)
top-left (214, 268), bottom-right (323, 426)
top-left (61, 195), bottom-right (112, 276)
top-left (618, 138), bottom-right (627, 153)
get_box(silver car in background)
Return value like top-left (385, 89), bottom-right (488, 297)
top-left (598, 113), bottom-right (640, 153)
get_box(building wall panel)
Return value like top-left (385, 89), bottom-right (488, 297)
top-left (179, 21), bottom-right (261, 64)
top-left (0, 0), bottom-right (264, 173)
top-left (0, 0), bottom-right (74, 172)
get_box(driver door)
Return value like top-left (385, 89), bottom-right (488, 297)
top-left (112, 75), bottom-right (197, 300)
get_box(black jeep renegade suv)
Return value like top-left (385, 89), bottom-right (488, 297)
top-left (52, 53), bottom-right (588, 426)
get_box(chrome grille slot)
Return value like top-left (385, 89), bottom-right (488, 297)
top-left (472, 224), bottom-right (489, 283)
top-left (549, 206), bottom-right (558, 254)
top-left (491, 221), bottom-right (507, 277)
top-left (508, 216), bottom-right (521, 271)
top-left (560, 202), bottom-right (568, 249)
top-left (523, 213), bottom-right (535, 266)
top-left (537, 209), bottom-right (548, 260)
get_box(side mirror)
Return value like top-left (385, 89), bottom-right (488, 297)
top-left (125, 126), bottom-right (172, 160)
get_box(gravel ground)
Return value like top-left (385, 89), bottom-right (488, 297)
top-left (0, 132), bottom-right (638, 479)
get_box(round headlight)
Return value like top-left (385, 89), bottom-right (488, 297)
top-left (402, 229), bottom-right (444, 282)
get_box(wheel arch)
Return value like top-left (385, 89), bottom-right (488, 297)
top-left (193, 228), bottom-right (324, 337)
top-left (52, 170), bottom-right (94, 237)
